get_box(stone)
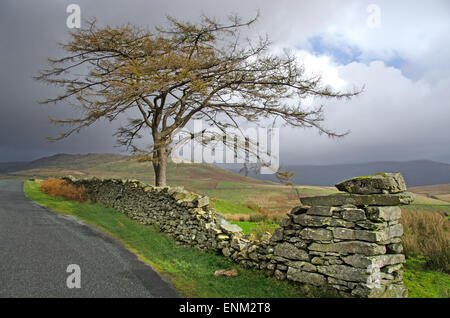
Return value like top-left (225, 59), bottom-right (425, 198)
top-left (383, 224), bottom-right (404, 240)
top-left (356, 220), bottom-right (388, 230)
top-left (290, 206), bottom-right (309, 215)
top-left (280, 217), bottom-right (292, 227)
top-left (331, 227), bottom-right (356, 240)
top-left (308, 241), bottom-right (386, 256)
top-left (195, 196), bottom-right (210, 208)
top-left (306, 206), bottom-right (335, 216)
top-left (249, 252), bottom-right (259, 261)
top-left (274, 270), bottom-right (286, 280)
top-left (311, 257), bottom-right (325, 265)
top-left (65, 175), bottom-right (78, 182)
top-left (299, 228), bottom-right (332, 241)
top-left (214, 269), bottom-right (238, 277)
top-left (317, 265), bottom-right (371, 282)
top-left (387, 243), bottom-right (403, 254)
top-left (287, 268), bottom-right (327, 286)
top-left (343, 254), bottom-right (405, 269)
top-left (376, 254), bottom-right (405, 266)
top-left (285, 261), bottom-right (317, 272)
top-left (365, 206), bottom-right (402, 222)
top-left (343, 255), bottom-right (378, 269)
top-left (230, 237), bottom-right (248, 251)
top-left (331, 224), bottom-right (403, 242)
top-left (274, 243), bottom-right (309, 261)
top-left (270, 228), bottom-right (284, 242)
top-left (383, 264), bottom-right (403, 274)
top-left (351, 283), bottom-right (407, 298)
top-left (172, 191), bottom-right (188, 200)
top-left (301, 192), bottom-right (415, 207)
top-left (328, 277), bottom-right (350, 288)
top-left (293, 214), bottom-right (355, 228)
top-left (351, 285), bottom-right (385, 298)
top-left (167, 186), bottom-right (184, 195)
top-left (283, 230), bottom-right (296, 236)
top-left (341, 209), bottom-right (366, 222)
top-left (222, 248), bottom-right (232, 257)
top-left (294, 241), bottom-right (308, 249)
top-left (219, 220), bottom-right (243, 234)
top-left (335, 173), bottom-right (407, 194)
top-left (260, 232), bottom-right (272, 243)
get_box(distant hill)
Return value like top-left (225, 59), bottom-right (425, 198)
top-left (0, 153), bottom-right (127, 174)
top-left (0, 153), bottom-right (270, 187)
top-left (2, 153), bottom-right (449, 213)
top-left (3, 154), bottom-right (450, 188)
top-left (227, 160), bottom-right (450, 187)
top-left (0, 161), bottom-right (29, 173)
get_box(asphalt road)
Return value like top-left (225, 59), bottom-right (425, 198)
top-left (0, 180), bottom-right (178, 298)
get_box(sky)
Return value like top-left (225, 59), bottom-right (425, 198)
top-left (0, 0), bottom-right (449, 165)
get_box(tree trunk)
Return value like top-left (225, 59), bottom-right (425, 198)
top-left (152, 143), bottom-right (168, 187)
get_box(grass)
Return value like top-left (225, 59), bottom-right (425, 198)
top-left (401, 209), bottom-right (450, 273)
top-left (410, 195), bottom-right (450, 206)
top-left (213, 199), bottom-right (255, 215)
top-left (24, 180), bottom-right (326, 298)
top-left (403, 204), bottom-right (450, 218)
top-left (399, 208), bottom-right (450, 298)
top-left (404, 257), bottom-right (450, 298)
top-left (230, 221), bottom-right (279, 236)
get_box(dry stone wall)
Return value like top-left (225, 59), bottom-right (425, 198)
top-left (63, 172), bottom-right (413, 298)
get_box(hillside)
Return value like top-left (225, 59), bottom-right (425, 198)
top-left (409, 184), bottom-right (450, 203)
top-left (0, 153), bottom-right (335, 214)
top-left (2, 153), bottom-right (450, 216)
top-left (0, 153), bottom-right (127, 173)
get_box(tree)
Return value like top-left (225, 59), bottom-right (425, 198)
top-left (36, 14), bottom-right (361, 186)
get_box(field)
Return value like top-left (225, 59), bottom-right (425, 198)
top-left (2, 154), bottom-right (338, 215)
top-left (4, 154), bottom-right (450, 231)
top-left (4, 154), bottom-right (450, 297)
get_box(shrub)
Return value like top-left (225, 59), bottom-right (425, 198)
top-left (40, 178), bottom-right (88, 203)
top-left (249, 213), bottom-right (268, 222)
top-left (401, 209), bottom-right (450, 273)
top-left (222, 213), bottom-right (250, 222)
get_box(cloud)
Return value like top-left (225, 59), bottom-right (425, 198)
top-left (279, 56), bottom-right (450, 164)
top-left (0, 0), bottom-right (449, 165)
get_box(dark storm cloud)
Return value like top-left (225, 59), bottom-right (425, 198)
top-left (0, 0), bottom-right (449, 164)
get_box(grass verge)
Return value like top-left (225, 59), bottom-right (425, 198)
top-left (24, 180), bottom-right (323, 298)
top-left (404, 257), bottom-right (449, 298)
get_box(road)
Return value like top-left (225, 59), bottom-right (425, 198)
top-left (0, 180), bottom-right (178, 297)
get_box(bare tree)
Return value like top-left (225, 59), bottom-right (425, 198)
top-left (36, 14), bottom-right (361, 186)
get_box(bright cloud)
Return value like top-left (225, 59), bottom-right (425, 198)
top-left (0, 0), bottom-right (449, 164)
